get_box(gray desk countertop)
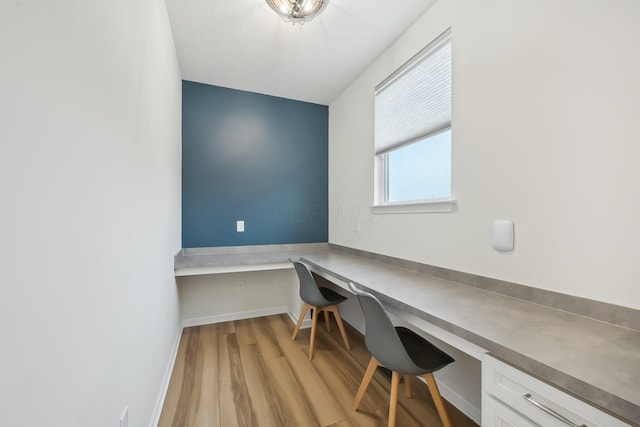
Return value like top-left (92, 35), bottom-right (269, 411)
top-left (300, 250), bottom-right (640, 426)
top-left (174, 243), bottom-right (328, 275)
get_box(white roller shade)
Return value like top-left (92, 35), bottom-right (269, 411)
top-left (375, 30), bottom-right (451, 155)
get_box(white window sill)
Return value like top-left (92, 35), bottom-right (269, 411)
top-left (371, 198), bottom-right (457, 214)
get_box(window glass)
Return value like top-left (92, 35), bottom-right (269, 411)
top-left (387, 129), bottom-right (451, 202)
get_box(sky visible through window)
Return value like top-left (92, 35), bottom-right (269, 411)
top-left (388, 129), bottom-right (451, 202)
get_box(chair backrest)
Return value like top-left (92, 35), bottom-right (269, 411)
top-left (290, 259), bottom-right (330, 307)
top-left (348, 283), bottom-right (421, 374)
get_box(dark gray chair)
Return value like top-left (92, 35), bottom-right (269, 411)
top-left (290, 259), bottom-right (351, 360)
top-left (348, 282), bottom-right (454, 427)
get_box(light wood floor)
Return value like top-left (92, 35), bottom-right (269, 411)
top-left (158, 313), bottom-right (479, 427)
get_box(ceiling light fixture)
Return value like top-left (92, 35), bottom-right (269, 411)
top-left (265, 0), bottom-right (328, 25)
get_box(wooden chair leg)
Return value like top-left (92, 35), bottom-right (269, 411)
top-left (352, 356), bottom-right (380, 411)
top-left (388, 371), bottom-right (400, 427)
top-left (291, 303), bottom-right (310, 340)
top-left (404, 375), bottom-right (412, 398)
top-left (308, 304), bottom-right (319, 360)
top-left (323, 307), bottom-right (331, 332)
top-left (331, 306), bottom-right (351, 350)
top-left (423, 373), bottom-right (453, 427)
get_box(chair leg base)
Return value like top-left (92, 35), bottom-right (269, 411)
top-left (291, 303), bottom-right (310, 341)
top-left (352, 356), bottom-right (380, 411)
top-left (327, 305), bottom-right (351, 350)
top-left (292, 302), bottom-right (351, 361)
top-left (422, 373), bottom-right (453, 427)
top-left (352, 360), bottom-right (453, 427)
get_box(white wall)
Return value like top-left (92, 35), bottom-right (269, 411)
top-left (178, 269), bottom-right (300, 326)
top-left (0, 1), bottom-right (182, 426)
top-left (329, 0), bottom-right (640, 310)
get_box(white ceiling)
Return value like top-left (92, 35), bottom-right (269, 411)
top-left (165, 0), bottom-right (435, 105)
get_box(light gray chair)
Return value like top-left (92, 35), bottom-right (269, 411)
top-left (290, 260), bottom-right (351, 360)
top-left (348, 282), bottom-right (454, 427)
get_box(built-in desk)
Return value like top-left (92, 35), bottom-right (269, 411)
top-left (300, 249), bottom-right (639, 427)
top-left (174, 243), bottom-right (640, 426)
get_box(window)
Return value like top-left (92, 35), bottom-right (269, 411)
top-left (373, 29), bottom-right (454, 213)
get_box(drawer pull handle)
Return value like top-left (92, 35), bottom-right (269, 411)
top-left (523, 393), bottom-right (587, 427)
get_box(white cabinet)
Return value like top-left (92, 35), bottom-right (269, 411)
top-left (482, 354), bottom-right (631, 427)
top-left (484, 393), bottom-right (538, 427)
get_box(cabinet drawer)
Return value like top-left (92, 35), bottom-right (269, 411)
top-left (484, 394), bottom-right (538, 427)
top-left (482, 354), bottom-right (631, 427)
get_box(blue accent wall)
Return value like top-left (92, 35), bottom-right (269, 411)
top-left (182, 81), bottom-right (328, 247)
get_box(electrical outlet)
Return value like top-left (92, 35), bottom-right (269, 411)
top-left (237, 220), bottom-right (245, 232)
top-left (120, 406), bottom-right (128, 427)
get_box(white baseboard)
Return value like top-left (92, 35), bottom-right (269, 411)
top-left (182, 306), bottom-right (317, 330)
top-left (148, 323), bottom-right (183, 427)
top-left (181, 306), bottom-right (289, 328)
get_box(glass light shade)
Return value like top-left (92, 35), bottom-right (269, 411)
top-left (265, 0), bottom-right (327, 24)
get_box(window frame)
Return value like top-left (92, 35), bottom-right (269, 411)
top-left (372, 29), bottom-right (456, 214)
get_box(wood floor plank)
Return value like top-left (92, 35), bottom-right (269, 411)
top-left (235, 318), bottom-right (257, 346)
top-left (168, 327), bottom-right (201, 427)
top-left (265, 356), bottom-right (320, 427)
top-left (312, 341), bottom-right (385, 427)
top-left (186, 324), bottom-right (220, 427)
top-left (158, 314), bottom-right (480, 427)
top-left (229, 333), bottom-right (258, 425)
top-left (218, 331), bottom-right (242, 427)
top-left (250, 315), bottom-right (283, 361)
top-left (268, 313), bottom-right (347, 426)
top-left (238, 342), bottom-right (288, 427)
top-left (327, 420), bottom-right (356, 427)
top-left (184, 327), bottom-right (206, 427)
top-left (217, 319), bottom-right (236, 335)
